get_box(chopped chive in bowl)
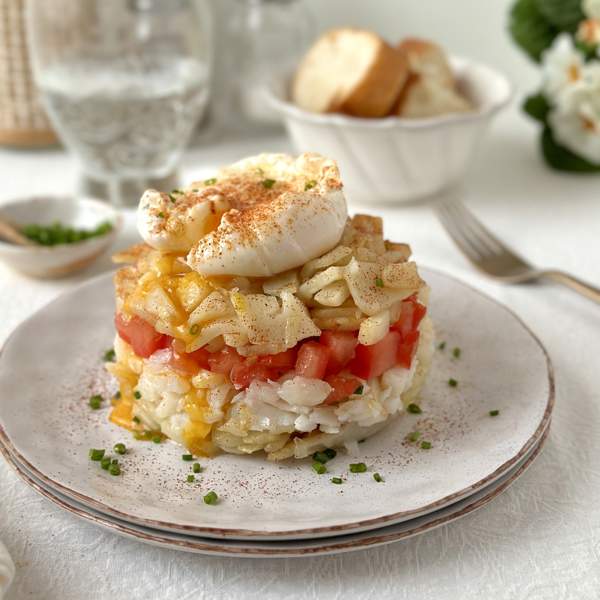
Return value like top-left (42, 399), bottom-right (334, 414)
top-left (89, 394), bottom-right (102, 410)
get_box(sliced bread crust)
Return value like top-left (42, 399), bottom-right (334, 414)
top-left (292, 28), bottom-right (409, 118)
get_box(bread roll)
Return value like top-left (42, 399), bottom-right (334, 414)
top-left (395, 37), bottom-right (472, 118)
top-left (292, 28), bottom-right (409, 118)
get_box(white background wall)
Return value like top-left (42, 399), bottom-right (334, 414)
top-left (304, 0), bottom-right (538, 94)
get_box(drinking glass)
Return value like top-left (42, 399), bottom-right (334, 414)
top-left (27, 0), bottom-right (213, 206)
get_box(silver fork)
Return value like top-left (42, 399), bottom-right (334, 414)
top-left (436, 199), bottom-right (600, 304)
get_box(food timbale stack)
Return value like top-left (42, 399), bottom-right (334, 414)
top-left (108, 153), bottom-right (433, 460)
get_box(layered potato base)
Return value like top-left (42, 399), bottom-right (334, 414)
top-left (107, 214), bottom-right (434, 460)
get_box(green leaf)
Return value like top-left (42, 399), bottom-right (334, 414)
top-left (523, 92), bottom-right (551, 123)
top-left (534, 0), bottom-right (584, 32)
top-left (541, 126), bottom-right (600, 172)
top-left (509, 0), bottom-right (559, 62)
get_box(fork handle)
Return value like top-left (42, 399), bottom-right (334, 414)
top-left (542, 270), bottom-right (600, 304)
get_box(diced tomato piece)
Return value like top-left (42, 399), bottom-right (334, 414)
top-left (397, 330), bottom-right (420, 369)
top-left (185, 347), bottom-right (211, 370)
top-left (412, 302), bottom-right (427, 331)
top-left (258, 348), bottom-right (297, 370)
top-left (230, 362), bottom-right (275, 389)
top-left (392, 297), bottom-right (427, 338)
top-left (208, 346), bottom-right (244, 375)
top-left (349, 330), bottom-right (401, 380)
top-left (167, 349), bottom-right (202, 376)
top-left (319, 330), bottom-right (358, 375)
top-left (114, 313), bottom-right (166, 358)
top-left (324, 374), bottom-right (362, 405)
top-left (295, 341), bottom-right (331, 379)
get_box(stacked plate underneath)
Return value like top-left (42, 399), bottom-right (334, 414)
top-left (0, 270), bottom-right (554, 558)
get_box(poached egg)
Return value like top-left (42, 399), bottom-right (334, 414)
top-left (137, 153), bottom-right (348, 277)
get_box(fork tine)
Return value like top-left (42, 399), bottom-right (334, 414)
top-left (442, 201), bottom-right (503, 257)
top-left (436, 203), bottom-right (484, 262)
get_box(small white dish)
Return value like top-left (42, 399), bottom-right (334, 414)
top-left (0, 427), bottom-right (548, 558)
top-left (0, 196), bottom-right (122, 278)
top-left (0, 268), bottom-right (553, 540)
top-left (268, 57), bottom-right (512, 205)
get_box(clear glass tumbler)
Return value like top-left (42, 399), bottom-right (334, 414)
top-left (26, 0), bottom-right (213, 206)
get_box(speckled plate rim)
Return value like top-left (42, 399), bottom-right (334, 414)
top-left (0, 268), bottom-right (555, 539)
top-left (0, 425), bottom-right (549, 558)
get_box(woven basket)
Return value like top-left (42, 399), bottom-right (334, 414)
top-left (0, 0), bottom-right (56, 147)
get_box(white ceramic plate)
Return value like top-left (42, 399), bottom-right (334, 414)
top-left (0, 426), bottom-right (548, 558)
top-left (0, 269), bottom-right (554, 540)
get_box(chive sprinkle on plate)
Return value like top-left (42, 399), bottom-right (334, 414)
top-left (420, 441), bottom-right (432, 450)
top-left (89, 448), bottom-right (105, 461)
top-left (407, 403), bottom-right (422, 414)
top-left (312, 462), bottom-right (327, 475)
top-left (448, 378), bottom-right (458, 387)
top-left (489, 409), bottom-right (500, 417)
top-left (182, 454), bottom-right (194, 461)
top-left (349, 462), bottom-right (367, 473)
top-left (373, 472), bottom-right (384, 483)
top-left (452, 347), bottom-right (461, 358)
top-left (193, 462), bottom-right (202, 473)
top-left (203, 491), bottom-right (218, 505)
top-left (331, 477), bottom-right (343, 485)
top-left (89, 394), bottom-right (102, 410)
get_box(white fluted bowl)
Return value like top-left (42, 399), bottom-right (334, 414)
top-left (268, 56), bottom-right (512, 205)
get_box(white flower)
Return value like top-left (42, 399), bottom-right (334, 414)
top-left (577, 18), bottom-right (600, 45)
top-left (549, 63), bottom-right (600, 163)
top-left (583, 0), bottom-right (600, 19)
top-left (541, 34), bottom-right (585, 100)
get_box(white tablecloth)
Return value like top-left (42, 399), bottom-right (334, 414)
top-left (1, 110), bottom-right (600, 599)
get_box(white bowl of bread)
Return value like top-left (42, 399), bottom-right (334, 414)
top-left (268, 29), bottom-right (512, 205)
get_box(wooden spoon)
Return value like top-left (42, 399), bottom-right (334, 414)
top-left (0, 218), bottom-right (35, 246)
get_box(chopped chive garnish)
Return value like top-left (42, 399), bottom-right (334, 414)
top-left (324, 448), bottom-right (337, 460)
top-left (373, 472), bottom-right (384, 482)
top-left (203, 491), bottom-right (218, 505)
top-left (354, 385), bottom-right (364, 395)
top-left (113, 443), bottom-right (126, 455)
top-left (452, 347), bottom-right (461, 359)
top-left (134, 390), bottom-right (141, 399)
top-left (304, 180), bottom-right (317, 191)
top-left (189, 324), bottom-right (200, 335)
top-left (448, 378), bottom-right (458, 387)
top-left (109, 463), bottom-right (121, 476)
top-left (407, 431), bottom-right (421, 442)
top-left (331, 477), bottom-right (343, 485)
top-left (100, 457), bottom-right (111, 470)
top-left (375, 277), bottom-right (384, 288)
top-left (133, 431), bottom-right (155, 441)
top-left (420, 441), bottom-right (432, 450)
top-left (204, 177), bottom-right (217, 185)
top-left (111, 458), bottom-right (119, 465)
top-left (152, 436), bottom-right (162, 444)
top-left (132, 416), bottom-right (140, 424)
top-left (193, 462), bottom-right (202, 473)
top-left (89, 448), bottom-right (105, 461)
top-left (115, 391), bottom-right (121, 400)
top-left (312, 462), bottom-right (327, 475)
top-left (313, 451), bottom-right (330, 464)
top-left (171, 189), bottom-right (183, 195)
top-left (349, 462), bottom-right (367, 473)
top-left (262, 178), bottom-right (276, 189)
top-left (102, 348), bottom-right (116, 362)
top-left (182, 454), bottom-right (194, 461)
top-left (407, 403), bottom-right (422, 414)
top-left (168, 193), bottom-right (177, 203)
top-left (489, 409), bottom-right (500, 417)
top-left (186, 474), bottom-right (195, 483)
top-left (438, 341), bottom-right (446, 350)
top-left (89, 394), bottom-right (103, 410)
